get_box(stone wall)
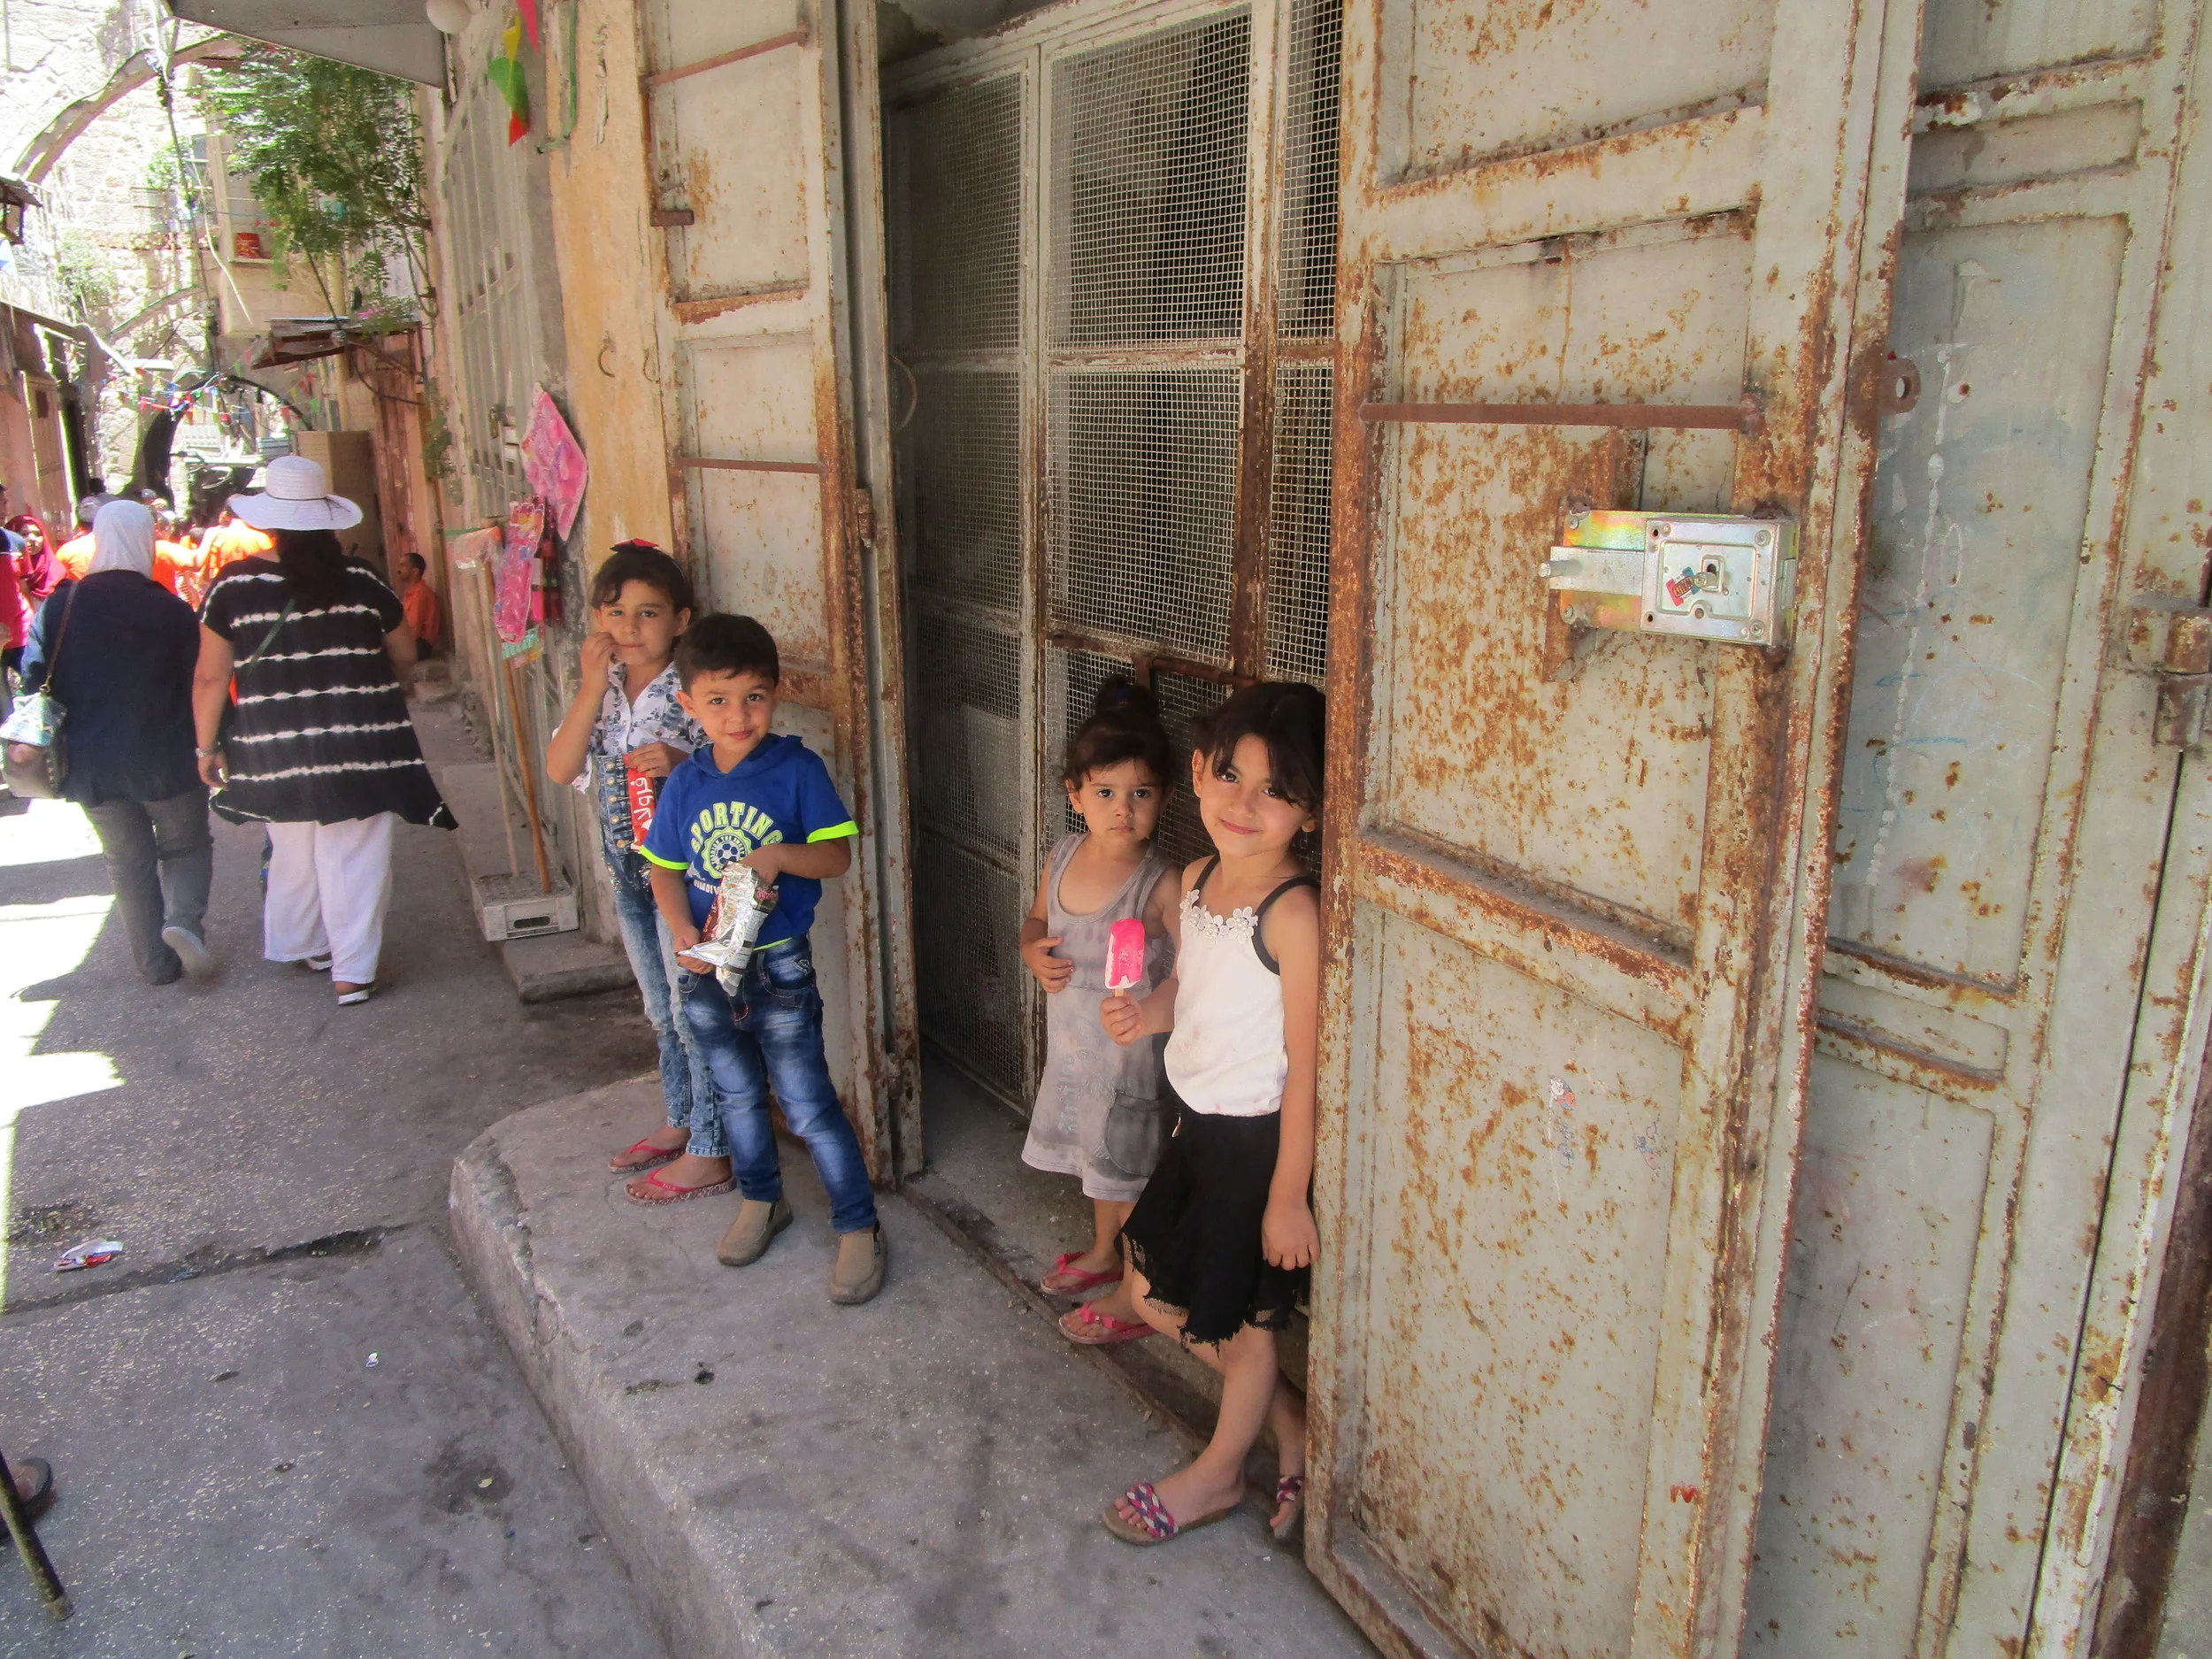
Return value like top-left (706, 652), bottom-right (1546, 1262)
top-left (1, 0), bottom-right (221, 498)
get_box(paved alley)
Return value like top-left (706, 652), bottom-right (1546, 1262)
top-left (0, 788), bottom-right (665, 1655)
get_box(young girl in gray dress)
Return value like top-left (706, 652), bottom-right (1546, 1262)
top-left (1019, 680), bottom-right (1179, 1345)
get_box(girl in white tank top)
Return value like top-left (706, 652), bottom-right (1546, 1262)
top-left (1098, 681), bottom-right (1326, 1550)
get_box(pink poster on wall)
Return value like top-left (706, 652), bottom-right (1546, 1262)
top-left (521, 387), bottom-right (588, 541)
top-left (495, 498), bottom-right (546, 643)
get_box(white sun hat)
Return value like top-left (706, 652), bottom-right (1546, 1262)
top-left (229, 454), bottom-right (362, 532)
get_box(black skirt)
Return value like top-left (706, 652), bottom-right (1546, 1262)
top-left (1122, 1106), bottom-right (1307, 1346)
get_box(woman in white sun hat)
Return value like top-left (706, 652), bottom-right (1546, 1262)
top-left (190, 455), bottom-right (455, 1006)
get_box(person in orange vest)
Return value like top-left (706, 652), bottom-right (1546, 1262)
top-left (151, 505), bottom-right (205, 604)
top-left (52, 496), bottom-right (104, 581)
top-left (393, 550), bottom-right (443, 653)
top-left (197, 507), bottom-right (275, 587)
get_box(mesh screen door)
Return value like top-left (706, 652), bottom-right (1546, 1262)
top-left (888, 0), bottom-right (1341, 1110)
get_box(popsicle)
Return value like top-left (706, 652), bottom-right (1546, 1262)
top-left (1105, 917), bottom-right (1148, 993)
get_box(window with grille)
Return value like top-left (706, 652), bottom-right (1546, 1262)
top-left (889, 0), bottom-right (1341, 1110)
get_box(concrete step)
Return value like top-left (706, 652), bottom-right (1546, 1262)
top-left (901, 1056), bottom-right (1314, 1450)
top-left (411, 695), bottom-right (633, 1003)
top-left (450, 1080), bottom-right (1375, 1659)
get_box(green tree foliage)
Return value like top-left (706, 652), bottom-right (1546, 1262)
top-left (195, 46), bottom-right (429, 308)
top-left (53, 228), bottom-right (117, 319)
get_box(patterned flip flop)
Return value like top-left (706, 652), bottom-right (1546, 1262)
top-left (624, 1169), bottom-right (736, 1206)
top-left (1102, 1480), bottom-right (1240, 1546)
top-left (609, 1137), bottom-right (682, 1174)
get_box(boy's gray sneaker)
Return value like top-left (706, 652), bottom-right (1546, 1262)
top-left (716, 1197), bottom-right (791, 1267)
top-left (161, 926), bottom-right (215, 979)
top-left (829, 1224), bottom-right (887, 1305)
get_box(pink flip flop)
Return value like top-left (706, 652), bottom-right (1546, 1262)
top-left (1058, 1302), bottom-right (1155, 1346)
top-left (1041, 1251), bottom-right (1125, 1296)
top-left (609, 1137), bottom-right (681, 1174)
top-left (624, 1168), bottom-right (736, 1206)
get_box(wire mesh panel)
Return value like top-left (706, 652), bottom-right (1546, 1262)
top-left (1154, 669), bottom-right (1231, 870)
top-left (1051, 12), bottom-right (1252, 345)
top-left (888, 77), bottom-right (1024, 355)
top-left (910, 607), bottom-right (1025, 862)
top-left (908, 369), bottom-right (1021, 613)
top-left (1277, 0), bottom-right (1342, 340)
top-left (1049, 368), bottom-right (1242, 659)
top-left (887, 0), bottom-right (1340, 1111)
top-left (890, 74), bottom-right (1032, 1107)
top-left (1266, 358), bottom-right (1332, 685)
top-left (913, 833), bottom-right (1032, 1098)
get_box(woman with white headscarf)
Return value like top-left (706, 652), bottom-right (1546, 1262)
top-left (16, 499), bottom-right (215, 984)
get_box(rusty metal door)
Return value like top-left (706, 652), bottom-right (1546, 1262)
top-left (1741, 0), bottom-right (2212, 1653)
top-left (641, 0), bottom-right (917, 1173)
top-left (1305, 0), bottom-right (1926, 1652)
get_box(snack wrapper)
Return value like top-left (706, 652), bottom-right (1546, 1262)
top-left (54, 1239), bottom-right (123, 1272)
top-left (625, 764), bottom-right (660, 847)
top-left (1105, 917), bottom-right (1148, 992)
top-left (690, 861), bottom-right (778, 989)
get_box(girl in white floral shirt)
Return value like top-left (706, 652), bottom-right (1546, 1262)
top-left (546, 541), bottom-right (729, 1202)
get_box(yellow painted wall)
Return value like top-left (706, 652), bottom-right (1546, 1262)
top-left (540, 0), bottom-right (674, 576)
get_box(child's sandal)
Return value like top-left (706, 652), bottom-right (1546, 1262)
top-left (624, 1168), bottom-right (736, 1205)
top-left (1041, 1251), bottom-right (1124, 1296)
top-left (1102, 1481), bottom-right (1240, 1547)
top-left (1271, 1473), bottom-right (1306, 1544)
top-left (1058, 1302), bottom-right (1155, 1346)
top-left (609, 1137), bottom-right (681, 1174)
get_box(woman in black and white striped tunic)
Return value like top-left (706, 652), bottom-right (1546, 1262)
top-left (191, 457), bottom-right (453, 1005)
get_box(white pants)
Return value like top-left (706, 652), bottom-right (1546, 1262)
top-left (264, 813), bottom-right (397, 986)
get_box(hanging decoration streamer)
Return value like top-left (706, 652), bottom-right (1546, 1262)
top-left (487, 12), bottom-right (532, 145)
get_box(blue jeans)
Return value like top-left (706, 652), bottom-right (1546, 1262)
top-left (677, 936), bottom-right (878, 1234)
top-left (608, 850), bottom-right (726, 1158)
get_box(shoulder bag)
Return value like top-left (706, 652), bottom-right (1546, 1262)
top-left (214, 597), bottom-right (299, 749)
top-left (0, 584), bottom-right (80, 800)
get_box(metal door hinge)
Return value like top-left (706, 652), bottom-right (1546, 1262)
top-left (2128, 598), bottom-right (2212, 674)
top-left (2127, 598), bottom-right (2212, 747)
top-left (2157, 677), bottom-right (2212, 748)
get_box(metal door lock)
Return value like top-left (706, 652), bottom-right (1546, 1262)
top-left (1545, 510), bottom-right (1796, 647)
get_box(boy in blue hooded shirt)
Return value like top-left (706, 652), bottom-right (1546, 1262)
top-left (641, 613), bottom-right (886, 1304)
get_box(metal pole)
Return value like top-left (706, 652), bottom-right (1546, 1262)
top-left (0, 1447), bottom-right (70, 1620)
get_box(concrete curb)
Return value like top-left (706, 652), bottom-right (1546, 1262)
top-left (449, 1084), bottom-right (1373, 1658)
top-left (451, 1114), bottom-right (769, 1659)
